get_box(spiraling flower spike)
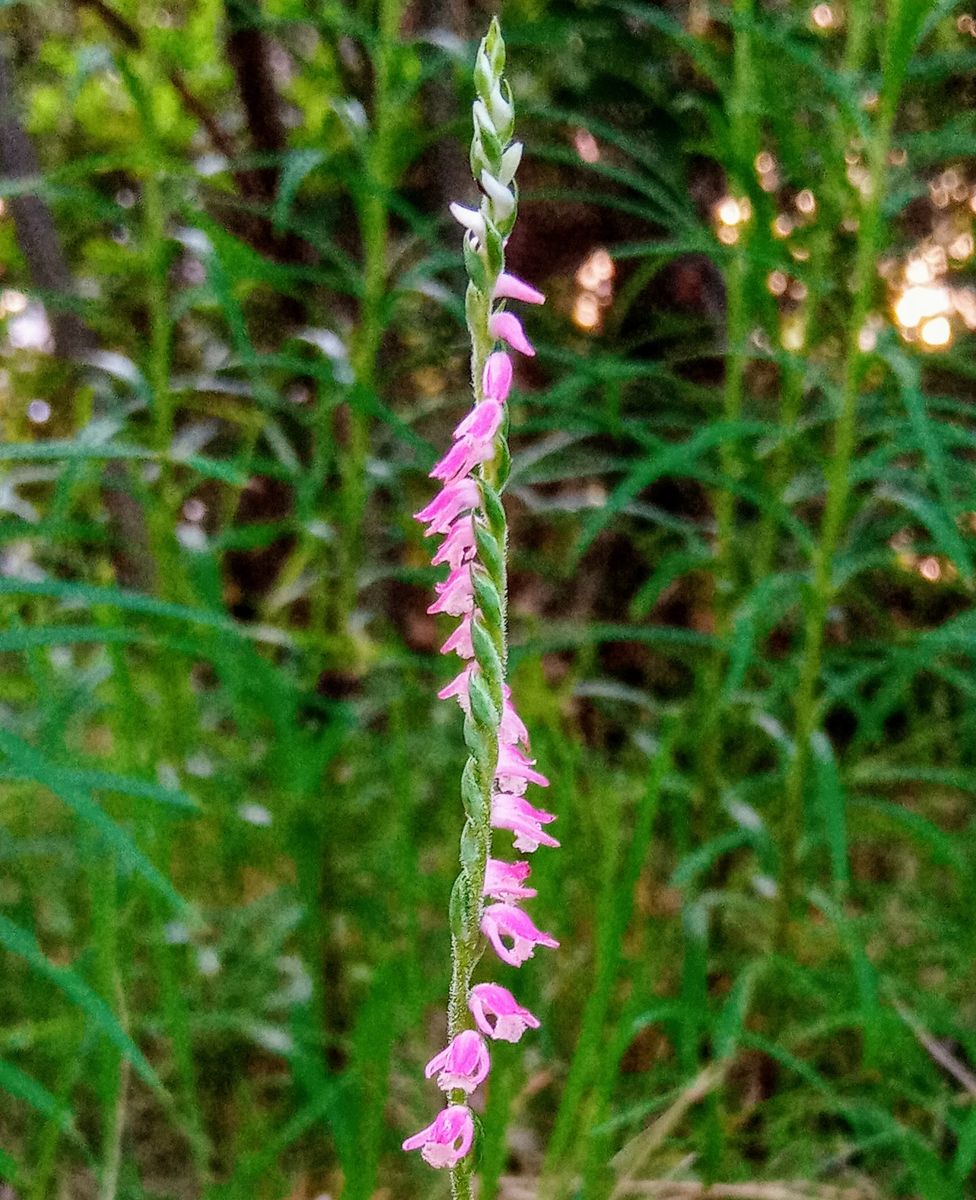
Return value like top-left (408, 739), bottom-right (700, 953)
top-left (489, 310), bottom-right (536, 357)
top-left (407, 20), bottom-right (556, 1186)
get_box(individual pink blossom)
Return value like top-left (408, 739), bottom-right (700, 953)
top-left (469, 983), bottom-right (541, 1043)
top-left (431, 516), bottom-right (476, 571)
top-left (415, 478), bottom-right (481, 537)
top-left (441, 612), bottom-right (476, 659)
top-left (424, 1029), bottom-right (490, 1094)
top-left (493, 271), bottom-right (545, 305)
top-left (437, 662), bottom-right (477, 708)
top-left (455, 398), bottom-right (503, 441)
top-left (482, 903), bottom-right (559, 967)
top-left (483, 351), bottom-right (513, 402)
top-left (489, 311), bottom-right (535, 357)
top-left (492, 792), bottom-right (560, 852)
top-left (499, 695), bottom-right (528, 747)
top-left (483, 858), bottom-right (536, 901)
top-left (429, 436), bottom-right (494, 484)
top-left (428, 564), bottom-right (475, 617)
top-left (495, 742), bottom-right (549, 792)
top-left (402, 1104), bottom-right (475, 1168)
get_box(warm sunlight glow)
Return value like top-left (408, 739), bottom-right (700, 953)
top-left (919, 315), bottom-right (953, 348)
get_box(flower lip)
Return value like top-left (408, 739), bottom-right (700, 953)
top-left (482, 902), bottom-right (559, 967)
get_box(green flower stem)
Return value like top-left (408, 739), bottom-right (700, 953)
top-left (776, 2), bottom-right (902, 948)
top-left (699, 0), bottom-right (756, 835)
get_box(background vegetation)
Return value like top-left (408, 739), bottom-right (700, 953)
top-left (1, 1), bottom-right (975, 1197)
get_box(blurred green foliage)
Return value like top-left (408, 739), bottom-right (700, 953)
top-left (1, 1), bottom-right (975, 1198)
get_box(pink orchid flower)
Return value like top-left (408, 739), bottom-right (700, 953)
top-left (424, 1030), bottom-right (490, 1094)
top-left (468, 983), bottom-right (541, 1043)
top-left (402, 1104), bottom-right (474, 1168)
top-left (482, 902), bottom-right (559, 967)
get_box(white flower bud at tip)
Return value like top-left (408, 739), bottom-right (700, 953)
top-left (449, 202), bottom-right (487, 242)
top-left (489, 82), bottom-right (513, 132)
top-left (480, 170), bottom-right (515, 220)
top-left (473, 99), bottom-right (494, 138)
top-left (499, 142), bottom-right (523, 186)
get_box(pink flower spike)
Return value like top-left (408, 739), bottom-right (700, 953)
top-left (492, 792), bottom-right (560, 853)
top-left (414, 478), bottom-right (480, 537)
top-left (441, 612), bottom-right (476, 659)
top-left (431, 516), bottom-right (476, 571)
top-left (402, 1104), bottom-right (474, 1168)
top-left (424, 1030), bottom-right (490, 1094)
top-left (469, 983), bottom-right (540, 1043)
top-left (489, 311), bottom-right (535, 357)
top-left (427, 564), bottom-right (475, 618)
top-left (455, 399), bottom-right (503, 442)
top-left (482, 903), bottom-right (559, 967)
top-left (483, 352), bottom-right (514, 402)
top-left (494, 272), bottom-right (546, 305)
top-left (437, 662), bottom-right (477, 709)
top-left (496, 743), bottom-right (550, 793)
top-left (484, 858), bottom-right (537, 902)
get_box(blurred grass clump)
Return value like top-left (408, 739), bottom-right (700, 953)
top-left (1, 0), bottom-right (976, 1198)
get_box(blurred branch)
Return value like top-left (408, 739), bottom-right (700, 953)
top-left (0, 44), bottom-right (95, 360)
top-left (0, 37), bottom-right (153, 591)
top-left (72, 0), bottom-right (238, 161)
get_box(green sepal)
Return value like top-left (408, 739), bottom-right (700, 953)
top-left (461, 756), bottom-right (487, 823)
top-left (492, 434), bottom-right (512, 491)
top-left (472, 567), bottom-right (503, 637)
top-left (484, 16), bottom-right (505, 75)
top-left (468, 666), bottom-right (500, 736)
top-left (463, 236), bottom-right (488, 292)
top-left (484, 219), bottom-right (504, 277)
top-left (465, 281), bottom-right (488, 337)
top-left (460, 816), bottom-right (481, 871)
top-left (474, 522), bottom-right (505, 592)
top-left (480, 479), bottom-right (506, 542)
top-left (449, 872), bottom-right (475, 944)
top-left (464, 708), bottom-right (496, 784)
top-left (472, 619), bottom-right (504, 706)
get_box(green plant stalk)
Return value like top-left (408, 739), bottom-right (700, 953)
top-left (776, 53), bottom-right (899, 949)
top-left (86, 828), bottom-right (123, 1200)
top-left (338, 0), bottom-right (403, 641)
top-left (699, 0), bottom-right (757, 826)
top-left (542, 738), bottom-right (668, 1190)
top-left (132, 84), bottom-right (209, 1169)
